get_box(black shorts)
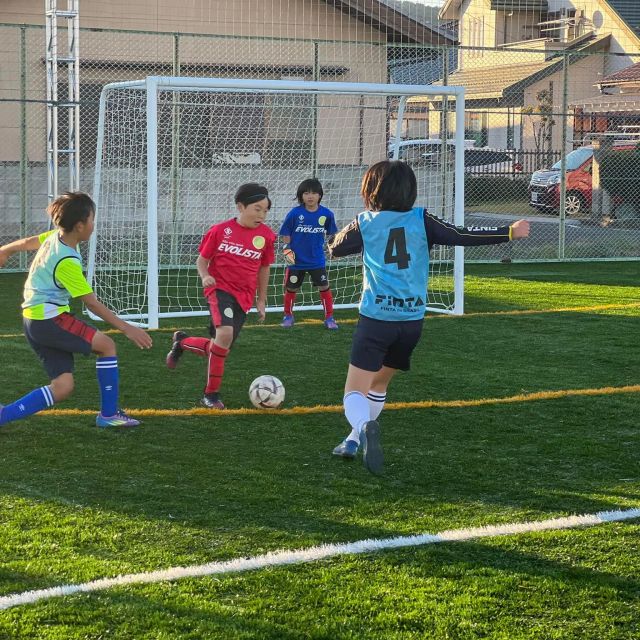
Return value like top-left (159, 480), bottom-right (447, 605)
top-left (206, 288), bottom-right (247, 344)
top-left (284, 267), bottom-right (329, 291)
top-left (23, 313), bottom-right (97, 379)
top-left (350, 314), bottom-right (423, 372)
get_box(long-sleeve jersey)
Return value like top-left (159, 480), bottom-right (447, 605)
top-left (328, 207), bottom-right (512, 321)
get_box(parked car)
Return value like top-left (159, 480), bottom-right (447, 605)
top-left (388, 139), bottom-right (521, 173)
top-left (211, 151), bottom-right (261, 165)
top-left (388, 138), bottom-right (473, 164)
top-left (464, 148), bottom-right (522, 174)
top-left (528, 143), bottom-right (636, 216)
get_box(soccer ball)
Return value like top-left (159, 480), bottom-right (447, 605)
top-left (249, 375), bottom-right (285, 409)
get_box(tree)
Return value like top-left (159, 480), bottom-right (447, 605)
top-left (522, 87), bottom-right (556, 169)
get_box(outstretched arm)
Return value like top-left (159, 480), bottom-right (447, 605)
top-left (0, 235), bottom-right (43, 267)
top-left (80, 293), bottom-right (152, 349)
top-left (424, 211), bottom-right (529, 249)
top-left (328, 219), bottom-right (362, 257)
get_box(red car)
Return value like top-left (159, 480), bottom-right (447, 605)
top-left (528, 144), bottom-right (635, 216)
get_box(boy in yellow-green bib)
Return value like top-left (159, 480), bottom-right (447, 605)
top-left (0, 192), bottom-right (152, 429)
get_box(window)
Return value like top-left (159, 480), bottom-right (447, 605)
top-left (464, 112), bottom-right (488, 147)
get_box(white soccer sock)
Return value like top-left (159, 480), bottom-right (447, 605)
top-left (343, 391), bottom-right (369, 444)
top-left (367, 390), bottom-right (386, 420)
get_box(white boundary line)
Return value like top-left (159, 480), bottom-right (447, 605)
top-left (1, 508), bottom-right (638, 611)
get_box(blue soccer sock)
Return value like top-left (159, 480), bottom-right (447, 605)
top-left (343, 391), bottom-right (369, 444)
top-left (0, 386), bottom-right (54, 426)
top-left (96, 356), bottom-right (119, 417)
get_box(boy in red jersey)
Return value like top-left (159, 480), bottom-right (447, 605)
top-left (166, 184), bottom-right (276, 409)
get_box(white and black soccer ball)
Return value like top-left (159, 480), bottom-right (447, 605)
top-left (249, 375), bottom-right (285, 409)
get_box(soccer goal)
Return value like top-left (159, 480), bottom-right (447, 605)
top-left (88, 76), bottom-right (466, 328)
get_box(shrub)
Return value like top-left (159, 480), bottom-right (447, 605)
top-left (600, 148), bottom-right (640, 205)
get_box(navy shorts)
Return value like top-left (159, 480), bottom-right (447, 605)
top-left (23, 313), bottom-right (97, 379)
top-left (205, 288), bottom-right (247, 344)
top-left (350, 314), bottom-right (423, 372)
top-left (284, 267), bottom-right (329, 290)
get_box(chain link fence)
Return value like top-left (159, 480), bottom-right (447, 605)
top-left (0, 23), bottom-right (639, 269)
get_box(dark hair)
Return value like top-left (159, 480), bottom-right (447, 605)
top-left (47, 191), bottom-right (95, 232)
top-left (296, 178), bottom-right (323, 204)
top-left (234, 183), bottom-right (271, 209)
top-left (360, 160), bottom-right (417, 212)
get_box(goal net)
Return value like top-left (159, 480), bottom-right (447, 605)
top-left (88, 77), bottom-right (465, 328)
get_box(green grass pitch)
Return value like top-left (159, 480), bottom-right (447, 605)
top-left (0, 262), bottom-right (639, 639)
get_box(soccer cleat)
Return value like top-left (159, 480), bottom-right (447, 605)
top-left (201, 393), bottom-right (225, 409)
top-left (361, 420), bottom-right (383, 475)
top-left (281, 315), bottom-right (295, 328)
top-left (96, 410), bottom-right (140, 428)
top-left (332, 438), bottom-right (359, 459)
top-left (166, 330), bottom-right (188, 369)
top-left (324, 317), bottom-right (339, 330)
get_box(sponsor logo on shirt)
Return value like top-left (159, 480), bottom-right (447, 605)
top-left (374, 294), bottom-right (425, 312)
top-left (318, 216), bottom-right (326, 226)
top-left (298, 214), bottom-right (305, 221)
top-left (252, 236), bottom-right (266, 249)
top-left (294, 225), bottom-right (325, 234)
top-left (217, 241), bottom-right (261, 260)
top-left (468, 226), bottom-right (499, 231)
top-left (224, 227), bottom-right (232, 236)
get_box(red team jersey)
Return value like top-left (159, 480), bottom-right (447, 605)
top-left (198, 218), bottom-right (276, 312)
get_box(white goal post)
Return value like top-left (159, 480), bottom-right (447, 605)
top-left (88, 76), bottom-right (465, 329)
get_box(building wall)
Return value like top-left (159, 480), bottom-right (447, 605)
top-left (455, 0), bottom-right (640, 72)
top-left (0, 1), bottom-right (389, 165)
top-left (522, 51), bottom-right (608, 150)
top-left (0, 0), bottom-right (387, 42)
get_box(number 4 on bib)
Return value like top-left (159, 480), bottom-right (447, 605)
top-left (384, 228), bottom-right (411, 270)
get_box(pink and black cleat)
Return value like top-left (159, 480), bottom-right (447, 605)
top-left (200, 393), bottom-right (225, 410)
top-left (166, 331), bottom-right (188, 369)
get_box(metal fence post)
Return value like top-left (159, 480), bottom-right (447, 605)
top-left (558, 51), bottom-right (569, 260)
top-left (170, 33), bottom-right (181, 265)
top-left (441, 44), bottom-right (450, 219)
top-left (20, 26), bottom-right (27, 270)
top-left (312, 41), bottom-right (319, 178)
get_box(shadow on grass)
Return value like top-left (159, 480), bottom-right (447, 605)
top-left (2, 531), bottom-right (640, 639)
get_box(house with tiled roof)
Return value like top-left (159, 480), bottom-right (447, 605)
top-left (572, 47), bottom-right (640, 143)
top-left (413, 0), bottom-right (640, 152)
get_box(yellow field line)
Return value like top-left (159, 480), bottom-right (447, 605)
top-left (0, 301), bottom-right (638, 339)
top-left (37, 383), bottom-right (640, 418)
